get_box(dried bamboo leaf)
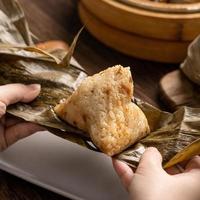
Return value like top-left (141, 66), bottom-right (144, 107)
top-left (0, 46), bottom-right (199, 167)
top-left (35, 40), bottom-right (69, 59)
top-left (0, 0), bottom-right (199, 168)
top-left (115, 100), bottom-right (200, 168)
top-left (0, 0), bottom-right (33, 45)
top-left (0, 25), bottom-right (88, 147)
top-left (0, 0), bottom-right (99, 153)
top-left (164, 138), bottom-right (200, 168)
top-left (0, 44), bottom-right (61, 63)
top-left (1, 57), bottom-right (89, 147)
top-left (0, 41), bottom-right (199, 167)
top-left (1, 59), bottom-right (87, 127)
top-left (181, 35), bottom-right (200, 86)
top-left (0, 9), bottom-right (25, 45)
top-left (60, 27), bottom-right (84, 67)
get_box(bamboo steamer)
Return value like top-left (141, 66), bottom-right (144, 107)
top-left (81, 0), bottom-right (200, 41)
top-left (78, 2), bottom-right (189, 63)
top-left (79, 0), bottom-right (200, 63)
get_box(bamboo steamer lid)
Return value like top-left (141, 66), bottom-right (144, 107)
top-left (78, 2), bottom-right (190, 63)
top-left (81, 0), bottom-right (200, 41)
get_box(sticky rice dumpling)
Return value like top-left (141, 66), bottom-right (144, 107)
top-left (54, 65), bottom-right (150, 156)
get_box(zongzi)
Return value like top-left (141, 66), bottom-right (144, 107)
top-left (54, 65), bottom-right (150, 156)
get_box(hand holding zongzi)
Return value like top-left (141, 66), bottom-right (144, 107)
top-left (113, 147), bottom-right (200, 200)
top-left (0, 84), bottom-right (45, 151)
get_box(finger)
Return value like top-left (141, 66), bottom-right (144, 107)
top-left (4, 122), bottom-right (45, 148)
top-left (182, 156), bottom-right (200, 198)
top-left (112, 158), bottom-right (134, 189)
top-left (185, 156), bottom-right (200, 172)
top-left (0, 84), bottom-right (40, 116)
top-left (136, 147), bottom-right (163, 175)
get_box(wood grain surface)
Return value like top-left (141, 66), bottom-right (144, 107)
top-left (0, 0), bottom-right (178, 199)
top-left (81, 0), bottom-right (200, 41)
top-left (160, 70), bottom-right (200, 110)
top-left (78, 2), bottom-right (189, 63)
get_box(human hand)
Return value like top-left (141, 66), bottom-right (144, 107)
top-left (0, 84), bottom-right (45, 151)
top-left (113, 147), bottom-right (200, 200)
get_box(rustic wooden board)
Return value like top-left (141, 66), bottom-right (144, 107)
top-left (160, 70), bottom-right (200, 110)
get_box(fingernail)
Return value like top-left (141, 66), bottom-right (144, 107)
top-left (28, 84), bottom-right (41, 91)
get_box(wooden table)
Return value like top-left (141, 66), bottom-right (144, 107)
top-left (0, 0), bottom-right (178, 199)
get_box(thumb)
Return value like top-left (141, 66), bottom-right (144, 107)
top-left (0, 84), bottom-right (41, 117)
top-left (112, 158), bottom-right (134, 190)
top-left (0, 84), bottom-right (41, 105)
top-left (136, 147), bottom-right (163, 175)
